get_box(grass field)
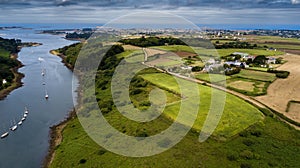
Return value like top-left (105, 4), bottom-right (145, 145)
top-left (216, 49), bottom-right (284, 57)
top-left (232, 70), bottom-right (276, 82)
top-left (151, 45), bottom-right (284, 58)
top-left (141, 73), bottom-right (264, 137)
top-left (195, 73), bottom-right (230, 83)
top-left (50, 69), bottom-right (300, 168)
top-left (227, 78), bottom-right (269, 96)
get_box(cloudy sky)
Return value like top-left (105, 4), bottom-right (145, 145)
top-left (0, 0), bottom-right (300, 25)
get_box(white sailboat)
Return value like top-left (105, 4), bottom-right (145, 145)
top-left (41, 68), bottom-right (46, 76)
top-left (1, 132), bottom-right (9, 139)
top-left (10, 125), bottom-right (17, 131)
top-left (24, 107), bottom-right (29, 114)
top-left (18, 121), bottom-right (23, 125)
top-left (10, 120), bottom-right (18, 131)
top-left (23, 113), bottom-right (28, 118)
top-left (45, 89), bottom-right (49, 99)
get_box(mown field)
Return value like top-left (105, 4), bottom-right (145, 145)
top-left (232, 70), bottom-right (276, 82)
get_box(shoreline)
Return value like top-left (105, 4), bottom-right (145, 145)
top-left (0, 53), bottom-right (24, 100)
top-left (0, 42), bottom-right (42, 100)
top-left (43, 109), bottom-right (77, 168)
top-left (44, 50), bottom-right (80, 168)
top-left (50, 50), bottom-right (74, 71)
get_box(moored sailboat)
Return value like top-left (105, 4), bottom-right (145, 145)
top-left (1, 132), bottom-right (9, 139)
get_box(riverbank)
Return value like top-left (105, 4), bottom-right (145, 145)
top-left (43, 109), bottom-right (77, 168)
top-left (44, 49), bottom-right (79, 168)
top-left (0, 53), bottom-right (24, 100)
top-left (50, 50), bottom-right (74, 71)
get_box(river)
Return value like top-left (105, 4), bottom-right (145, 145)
top-left (0, 26), bottom-right (78, 168)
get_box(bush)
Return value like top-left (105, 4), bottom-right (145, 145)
top-left (240, 150), bottom-right (254, 160)
top-left (191, 66), bottom-right (203, 72)
top-left (140, 101), bottom-right (151, 107)
top-left (227, 153), bottom-right (239, 161)
top-left (79, 159), bottom-right (87, 164)
top-left (243, 139), bottom-right (255, 146)
top-left (240, 163), bottom-right (252, 168)
top-left (130, 88), bottom-right (144, 95)
top-left (267, 69), bottom-right (290, 78)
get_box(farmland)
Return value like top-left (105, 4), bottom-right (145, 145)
top-left (49, 36), bottom-right (300, 168)
top-left (141, 72), bottom-right (264, 138)
top-left (232, 70), bottom-right (276, 82)
top-left (50, 65), bottom-right (300, 168)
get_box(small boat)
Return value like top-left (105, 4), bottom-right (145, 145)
top-left (1, 132), bottom-right (9, 139)
top-left (18, 121), bottom-right (23, 125)
top-left (21, 117), bottom-right (26, 121)
top-left (24, 107), bottom-right (29, 114)
top-left (38, 57), bottom-right (44, 62)
top-left (45, 90), bottom-right (49, 99)
top-left (24, 114), bottom-right (28, 117)
top-left (41, 69), bottom-right (46, 76)
top-left (10, 125), bottom-right (18, 131)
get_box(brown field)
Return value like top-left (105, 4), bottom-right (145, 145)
top-left (228, 80), bottom-right (255, 91)
top-left (122, 45), bottom-right (141, 50)
top-left (287, 102), bottom-right (300, 121)
top-left (256, 53), bottom-right (300, 123)
top-left (144, 48), bottom-right (167, 57)
top-left (174, 51), bottom-right (198, 58)
top-left (280, 49), bottom-right (300, 55)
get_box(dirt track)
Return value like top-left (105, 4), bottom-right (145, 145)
top-left (256, 54), bottom-right (300, 123)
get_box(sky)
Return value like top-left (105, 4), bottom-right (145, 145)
top-left (0, 0), bottom-right (300, 25)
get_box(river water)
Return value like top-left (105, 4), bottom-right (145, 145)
top-left (0, 27), bottom-right (78, 168)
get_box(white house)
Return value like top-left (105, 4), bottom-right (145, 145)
top-left (267, 57), bottom-right (276, 64)
top-left (2, 79), bottom-right (7, 84)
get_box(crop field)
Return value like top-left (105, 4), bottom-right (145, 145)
top-left (227, 78), bottom-right (269, 96)
top-left (232, 70), bottom-right (276, 82)
top-left (216, 49), bottom-right (284, 57)
top-left (141, 73), bottom-right (264, 138)
top-left (195, 73), bottom-right (230, 83)
top-left (151, 45), bottom-right (284, 58)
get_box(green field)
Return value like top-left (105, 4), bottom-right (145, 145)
top-left (233, 70), bottom-right (276, 82)
top-left (151, 45), bottom-right (284, 58)
top-left (227, 78), bottom-right (269, 96)
top-left (141, 73), bottom-right (264, 137)
top-left (50, 42), bottom-right (300, 168)
top-left (195, 73), bottom-right (231, 83)
top-left (216, 49), bottom-right (284, 57)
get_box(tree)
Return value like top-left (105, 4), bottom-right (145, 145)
top-left (191, 66), bottom-right (203, 72)
top-left (253, 55), bottom-right (267, 65)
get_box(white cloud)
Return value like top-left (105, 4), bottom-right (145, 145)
top-left (291, 0), bottom-right (300, 4)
